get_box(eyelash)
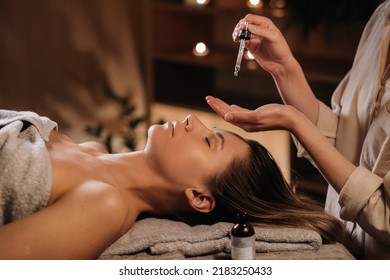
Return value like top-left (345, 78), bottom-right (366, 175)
top-left (205, 137), bottom-right (211, 147)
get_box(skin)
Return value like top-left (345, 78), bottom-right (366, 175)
top-left (206, 96), bottom-right (356, 193)
top-left (206, 13), bottom-right (357, 194)
top-left (232, 14), bottom-right (319, 123)
top-left (0, 114), bottom-right (248, 259)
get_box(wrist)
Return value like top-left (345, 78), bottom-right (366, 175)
top-left (287, 106), bottom-right (316, 138)
top-left (271, 56), bottom-right (301, 82)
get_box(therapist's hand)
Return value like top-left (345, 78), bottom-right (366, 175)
top-left (233, 14), bottom-right (294, 75)
top-left (206, 96), bottom-right (302, 133)
top-left (206, 95), bottom-right (357, 194)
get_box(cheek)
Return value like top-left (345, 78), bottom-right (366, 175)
top-left (171, 148), bottom-right (208, 175)
top-left (145, 139), bottom-right (203, 183)
top-left (167, 148), bottom-right (215, 185)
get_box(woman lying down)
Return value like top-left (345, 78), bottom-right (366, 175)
top-left (0, 109), bottom-right (343, 259)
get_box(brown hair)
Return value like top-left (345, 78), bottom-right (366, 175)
top-left (206, 139), bottom-right (344, 243)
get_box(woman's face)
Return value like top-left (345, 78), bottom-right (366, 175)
top-left (145, 114), bottom-right (249, 188)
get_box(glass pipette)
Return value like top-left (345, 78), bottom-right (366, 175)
top-left (234, 21), bottom-right (251, 77)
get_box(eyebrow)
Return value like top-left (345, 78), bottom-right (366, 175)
top-left (223, 129), bottom-right (249, 146)
top-left (215, 131), bottom-right (225, 150)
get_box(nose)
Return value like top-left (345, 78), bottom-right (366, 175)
top-left (183, 114), bottom-right (209, 132)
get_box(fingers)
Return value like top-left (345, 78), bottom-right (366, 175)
top-left (232, 14), bottom-right (278, 43)
top-left (232, 22), bottom-right (241, 42)
top-left (206, 96), bottom-right (250, 119)
top-left (224, 110), bottom-right (254, 123)
top-left (206, 96), bottom-right (269, 133)
top-left (224, 112), bottom-right (263, 133)
top-left (205, 96), bottom-right (235, 118)
top-left (231, 104), bottom-right (250, 112)
top-left (206, 96), bottom-right (261, 132)
top-left (243, 14), bottom-right (274, 30)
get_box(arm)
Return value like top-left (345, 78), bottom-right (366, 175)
top-left (287, 106), bottom-right (356, 192)
top-left (207, 98), bottom-right (390, 244)
top-left (235, 14), bottom-right (319, 123)
top-left (0, 181), bottom-right (130, 259)
top-left (207, 97), bottom-right (355, 192)
top-left (339, 167), bottom-right (389, 245)
top-left (207, 97), bottom-right (374, 194)
top-left (273, 105), bottom-right (390, 245)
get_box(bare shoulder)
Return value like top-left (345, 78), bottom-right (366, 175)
top-left (79, 141), bottom-right (108, 154)
top-left (59, 181), bottom-right (134, 235)
top-left (0, 181), bottom-right (135, 259)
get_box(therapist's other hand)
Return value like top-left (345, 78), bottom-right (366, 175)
top-left (206, 96), bottom-right (302, 133)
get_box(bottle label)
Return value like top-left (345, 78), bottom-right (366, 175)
top-left (231, 236), bottom-right (255, 260)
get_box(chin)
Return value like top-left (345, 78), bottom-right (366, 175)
top-left (145, 125), bottom-right (165, 151)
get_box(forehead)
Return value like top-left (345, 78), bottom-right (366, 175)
top-left (216, 128), bottom-right (249, 156)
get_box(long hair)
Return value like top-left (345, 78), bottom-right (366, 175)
top-left (206, 139), bottom-right (344, 243)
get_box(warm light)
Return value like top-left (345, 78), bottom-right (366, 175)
top-left (192, 42), bottom-right (209, 57)
top-left (270, 9), bottom-right (286, 18)
top-left (245, 50), bottom-right (255, 60)
top-left (245, 50), bottom-right (257, 70)
top-left (195, 42), bottom-right (206, 53)
top-left (269, 0), bottom-right (286, 18)
top-left (269, 0), bottom-right (286, 9)
top-left (246, 60), bottom-right (258, 71)
top-left (247, 0), bottom-right (263, 8)
top-left (184, 0), bottom-right (210, 5)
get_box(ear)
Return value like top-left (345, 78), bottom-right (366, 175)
top-left (184, 187), bottom-right (215, 213)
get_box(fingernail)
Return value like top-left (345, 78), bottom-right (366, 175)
top-left (224, 113), bottom-right (233, 121)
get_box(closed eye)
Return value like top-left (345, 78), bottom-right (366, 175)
top-left (204, 137), bottom-right (211, 147)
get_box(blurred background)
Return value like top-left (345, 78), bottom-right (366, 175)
top-left (0, 0), bottom-right (382, 203)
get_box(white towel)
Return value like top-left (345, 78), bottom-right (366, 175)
top-left (0, 110), bottom-right (57, 224)
top-left (101, 217), bottom-right (322, 258)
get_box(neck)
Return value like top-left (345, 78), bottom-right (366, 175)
top-left (98, 151), bottom-right (186, 217)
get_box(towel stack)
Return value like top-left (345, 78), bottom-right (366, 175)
top-left (101, 217), bottom-right (322, 258)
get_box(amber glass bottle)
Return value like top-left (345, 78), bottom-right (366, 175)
top-left (230, 212), bottom-right (255, 260)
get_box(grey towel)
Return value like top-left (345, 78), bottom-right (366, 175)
top-left (101, 217), bottom-right (322, 258)
top-left (0, 110), bottom-right (57, 224)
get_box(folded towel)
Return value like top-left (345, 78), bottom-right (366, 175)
top-left (101, 217), bottom-right (322, 258)
top-left (0, 110), bottom-right (57, 224)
